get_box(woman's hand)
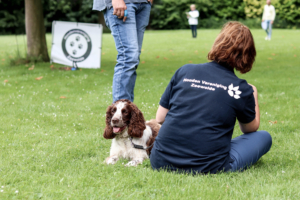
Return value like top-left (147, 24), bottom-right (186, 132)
top-left (239, 84), bottom-right (260, 133)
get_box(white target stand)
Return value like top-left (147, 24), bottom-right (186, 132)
top-left (51, 21), bottom-right (103, 69)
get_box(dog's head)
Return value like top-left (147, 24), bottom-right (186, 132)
top-left (103, 99), bottom-right (146, 139)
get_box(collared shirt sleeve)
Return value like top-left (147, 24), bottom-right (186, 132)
top-left (271, 5), bottom-right (276, 21)
top-left (160, 75), bottom-right (175, 109)
top-left (92, 0), bottom-right (107, 11)
top-left (236, 88), bottom-right (256, 124)
top-left (262, 5), bottom-right (266, 20)
top-left (189, 10), bottom-right (199, 18)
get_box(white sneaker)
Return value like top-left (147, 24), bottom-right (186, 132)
top-left (265, 36), bottom-right (268, 40)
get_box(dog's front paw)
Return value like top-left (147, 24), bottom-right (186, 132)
top-left (125, 160), bottom-right (142, 167)
top-left (105, 155), bottom-right (119, 165)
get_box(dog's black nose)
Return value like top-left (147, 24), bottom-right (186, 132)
top-left (112, 118), bottom-right (119, 124)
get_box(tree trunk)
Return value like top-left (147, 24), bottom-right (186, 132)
top-left (25, 0), bottom-right (49, 62)
top-left (98, 12), bottom-right (107, 29)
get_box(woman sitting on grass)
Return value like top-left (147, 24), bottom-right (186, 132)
top-left (150, 21), bottom-right (272, 174)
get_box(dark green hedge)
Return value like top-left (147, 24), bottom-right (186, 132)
top-left (150, 0), bottom-right (246, 29)
top-left (0, 0), bottom-right (99, 34)
top-left (0, 0), bottom-right (299, 34)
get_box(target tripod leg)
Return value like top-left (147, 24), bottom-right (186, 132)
top-left (71, 62), bottom-right (78, 70)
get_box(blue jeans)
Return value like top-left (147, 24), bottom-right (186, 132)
top-left (190, 25), bottom-right (197, 38)
top-left (265, 20), bottom-right (272, 38)
top-left (230, 130), bottom-right (272, 172)
top-left (103, 3), bottom-right (151, 102)
top-left (150, 130), bottom-right (272, 174)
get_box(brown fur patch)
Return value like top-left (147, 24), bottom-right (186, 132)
top-left (103, 104), bottom-right (116, 139)
top-left (146, 119), bottom-right (161, 155)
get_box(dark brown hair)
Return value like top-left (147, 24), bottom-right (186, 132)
top-left (207, 21), bottom-right (256, 73)
top-left (126, 100), bottom-right (146, 138)
top-left (103, 103), bottom-right (116, 139)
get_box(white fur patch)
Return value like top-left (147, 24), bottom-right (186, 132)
top-left (105, 125), bottom-right (152, 167)
top-left (113, 101), bottom-right (126, 121)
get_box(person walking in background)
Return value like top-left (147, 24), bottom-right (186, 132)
top-left (93, 0), bottom-right (152, 102)
top-left (186, 4), bottom-right (199, 38)
top-left (262, 0), bottom-right (275, 40)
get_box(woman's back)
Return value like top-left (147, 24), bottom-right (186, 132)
top-left (151, 62), bottom-right (255, 173)
top-left (151, 21), bottom-right (271, 174)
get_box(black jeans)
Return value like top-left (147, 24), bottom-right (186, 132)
top-left (190, 25), bottom-right (197, 38)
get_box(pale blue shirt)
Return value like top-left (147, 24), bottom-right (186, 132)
top-left (93, 0), bottom-right (148, 11)
top-left (93, 0), bottom-right (106, 11)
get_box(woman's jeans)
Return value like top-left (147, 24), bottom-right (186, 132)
top-left (104, 3), bottom-right (151, 102)
top-left (150, 130), bottom-right (272, 173)
top-left (265, 20), bottom-right (272, 38)
top-left (230, 130), bottom-right (272, 172)
top-left (190, 25), bottom-right (197, 38)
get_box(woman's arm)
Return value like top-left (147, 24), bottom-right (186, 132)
top-left (239, 84), bottom-right (260, 133)
top-left (156, 105), bottom-right (169, 125)
top-left (262, 5), bottom-right (266, 21)
top-left (271, 6), bottom-right (276, 23)
top-left (189, 10), bottom-right (199, 18)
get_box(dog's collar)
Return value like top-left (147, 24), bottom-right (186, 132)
top-left (128, 137), bottom-right (154, 151)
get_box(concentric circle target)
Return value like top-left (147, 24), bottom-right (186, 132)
top-left (61, 29), bottom-right (92, 63)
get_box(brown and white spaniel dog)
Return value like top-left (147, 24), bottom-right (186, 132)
top-left (104, 99), bottom-right (161, 167)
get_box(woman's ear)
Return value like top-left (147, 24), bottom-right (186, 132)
top-left (103, 105), bottom-right (116, 139)
top-left (128, 102), bottom-right (146, 138)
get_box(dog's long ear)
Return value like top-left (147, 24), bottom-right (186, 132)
top-left (128, 102), bottom-right (146, 138)
top-left (103, 104), bottom-right (116, 139)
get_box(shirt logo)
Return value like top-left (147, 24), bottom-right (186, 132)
top-left (228, 84), bottom-right (241, 99)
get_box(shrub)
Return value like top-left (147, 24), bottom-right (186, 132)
top-left (150, 0), bottom-right (245, 29)
top-left (0, 0), bottom-right (299, 34)
top-left (244, 0), bottom-right (300, 28)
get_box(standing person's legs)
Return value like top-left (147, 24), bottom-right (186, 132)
top-left (104, 4), bottom-right (140, 102)
top-left (194, 25), bottom-right (197, 38)
top-left (229, 131), bottom-right (272, 172)
top-left (190, 25), bottom-right (194, 37)
top-left (131, 3), bottom-right (151, 101)
top-left (268, 21), bottom-right (272, 39)
top-left (192, 25), bottom-right (197, 38)
top-left (265, 20), bottom-right (270, 39)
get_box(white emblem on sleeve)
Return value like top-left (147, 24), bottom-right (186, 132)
top-left (228, 84), bottom-right (241, 99)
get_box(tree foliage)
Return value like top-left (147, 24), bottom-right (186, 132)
top-left (0, 0), bottom-right (25, 34)
top-left (150, 0), bottom-right (245, 29)
top-left (0, 0), bottom-right (99, 34)
top-left (0, 0), bottom-right (299, 34)
top-left (244, 0), bottom-right (300, 28)
top-left (43, 0), bottom-right (99, 32)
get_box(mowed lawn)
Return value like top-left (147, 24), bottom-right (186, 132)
top-left (0, 28), bottom-right (300, 199)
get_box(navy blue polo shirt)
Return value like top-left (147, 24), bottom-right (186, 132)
top-left (150, 61), bottom-right (256, 174)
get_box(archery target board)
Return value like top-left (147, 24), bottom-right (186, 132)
top-left (51, 21), bottom-right (102, 69)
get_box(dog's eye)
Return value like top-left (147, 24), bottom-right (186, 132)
top-left (122, 110), bottom-right (128, 114)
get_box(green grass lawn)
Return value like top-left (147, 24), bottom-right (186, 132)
top-left (0, 28), bottom-right (300, 199)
